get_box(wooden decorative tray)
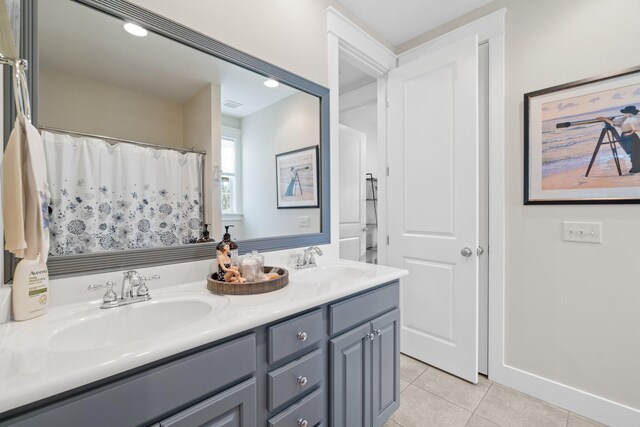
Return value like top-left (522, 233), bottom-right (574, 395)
top-left (207, 266), bottom-right (289, 295)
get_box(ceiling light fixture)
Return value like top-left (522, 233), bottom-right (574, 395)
top-left (123, 22), bottom-right (148, 37)
top-left (264, 79), bottom-right (279, 88)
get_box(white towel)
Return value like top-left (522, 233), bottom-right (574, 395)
top-left (3, 117), bottom-right (50, 262)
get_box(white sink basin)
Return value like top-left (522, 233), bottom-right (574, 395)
top-left (4, 294), bottom-right (230, 355)
top-left (48, 298), bottom-right (221, 352)
top-left (293, 264), bottom-right (370, 284)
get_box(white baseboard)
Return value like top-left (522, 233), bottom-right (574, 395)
top-left (491, 364), bottom-right (640, 427)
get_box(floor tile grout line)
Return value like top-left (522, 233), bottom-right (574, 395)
top-left (409, 377), bottom-right (490, 415)
top-left (404, 384), bottom-right (475, 421)
top-left (408, 370), bottom-right (494, 415)
top-left (472, 382), bottom-right (495, 423)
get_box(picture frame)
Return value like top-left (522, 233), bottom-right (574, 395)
top-left (276, 145), bottom-right (320, 209)
top-left (524, 65), bottom-right (640, 204)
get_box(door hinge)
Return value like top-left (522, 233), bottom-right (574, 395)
top-left (386, 235), bottom-right (390, 245)
top-left (385, 99), bottom-right (389, 108)
top-left (386, 166), bottom-right (390, 177)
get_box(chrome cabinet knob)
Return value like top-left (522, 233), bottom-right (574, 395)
top-left (297, 332), bottom-right (308, 341)
top-left (297, 376), bottom-right (308, 386)
top-left (461, 247), bottom-right (473, 257)
top-left (374, 329), bottom-right (382, 336)
top-left (298, 419), bottom-right (308, 427)
top-left (365, 332), bottom-right (375, 341)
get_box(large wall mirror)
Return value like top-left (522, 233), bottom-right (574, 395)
top-left (4, 0), bottom-right (330, 279)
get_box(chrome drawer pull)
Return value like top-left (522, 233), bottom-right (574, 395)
top-left (298, 419), bottom-right (308, 427)
top-left (297, 331), bottom-right (308, 341)
top-left (297, 376), bottom-right (308, 386)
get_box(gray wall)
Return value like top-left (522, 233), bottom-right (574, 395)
top-left (241, 92), bottom-right (321, 239)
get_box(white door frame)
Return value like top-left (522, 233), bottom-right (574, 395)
top-left (327, 6), bottom-right (396, 267)
top-left (329, 7), bottom-right (506, 380)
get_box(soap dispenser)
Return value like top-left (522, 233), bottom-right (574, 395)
top-left (217, 225), bottom-right (239, 262)
top-left (197, 224), bottom-right (213, 243)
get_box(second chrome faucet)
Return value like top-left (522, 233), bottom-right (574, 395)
top-left (88, 270), bottom-right (159, 309)
top-left (291, 246), bottom-right (324, 269)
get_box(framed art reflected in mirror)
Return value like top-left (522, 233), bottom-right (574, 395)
top-left (276, 146), bottom-right (319, 209)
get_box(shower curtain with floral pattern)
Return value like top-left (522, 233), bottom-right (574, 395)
top-left (42, 131), bottom-right (203, 256)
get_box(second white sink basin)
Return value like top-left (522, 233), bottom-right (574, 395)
top-left (293, 263), bottom-right (370, 284)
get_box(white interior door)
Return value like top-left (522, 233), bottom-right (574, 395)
top-left (339, 124), bottom-right (367, 261)
top-left (387, 35), bottom-right (480, 383)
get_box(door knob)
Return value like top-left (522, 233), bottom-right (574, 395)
top-left (477, 246), bottom-right (485, 256)
top-left (461, 247), bottom-right (473, 257)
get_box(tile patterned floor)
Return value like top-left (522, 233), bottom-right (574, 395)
top-left (385, 354), bottom-right (607, 427)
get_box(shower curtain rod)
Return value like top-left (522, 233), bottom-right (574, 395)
top-left (38, 126), bottom-right (207, 156)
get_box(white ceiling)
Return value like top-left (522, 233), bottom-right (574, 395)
top-left (38, 0), bottom-right (299, 118)
top-left (335, 0), bottom-right (494, 46)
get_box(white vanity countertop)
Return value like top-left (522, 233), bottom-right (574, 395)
top-left (0, 259), bottom-right (407, 414)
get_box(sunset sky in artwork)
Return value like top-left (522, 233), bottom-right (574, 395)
top-left (541, 82), bottom-right (640, 122)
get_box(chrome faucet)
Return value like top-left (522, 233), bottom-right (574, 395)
top-left (291, 246), bottom-right (324, 269)
top-left (89, 270), bottom-right (159, 309)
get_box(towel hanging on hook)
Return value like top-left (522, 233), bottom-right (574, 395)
top-left (1, 1), bottom-right (49, 262)
top-left (0, 57), bottom-right (31, 121)
top-left (0, 0), bottom-right (31, 121)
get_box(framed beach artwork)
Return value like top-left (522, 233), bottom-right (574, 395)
top-left (275, 145), bottom-right (319, 208)
top-left (525, 66), bottom-right (640, 204)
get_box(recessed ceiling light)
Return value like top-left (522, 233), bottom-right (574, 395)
top-left (123, 22), bottom-right (148, 37)
top-left (264, 79), bottom-right (279, 88)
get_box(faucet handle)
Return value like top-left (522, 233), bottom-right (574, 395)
top-left (307, 252), bottom-right (318, 265)
top-left (290, 252), bottom-right (304, 267)
top-left (88, 281), bottom-right (118, 303)
top-left (137, 274), bottom-right (159, 297)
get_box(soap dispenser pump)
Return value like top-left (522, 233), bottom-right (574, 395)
top-left (197, 223), bottom-right (213, 243)
top-left (217, 225), bottom-right (239, 261)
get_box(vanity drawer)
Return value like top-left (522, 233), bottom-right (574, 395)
top-left (4, 334), bottom-right (256, 427)
top-left (329, 282), bottom-right (399, 336)
top-left (268, 349), bottom-right (324, 410)
top-left (268, 309), bottom-right (323, 364)
top-left (158, 378), bottom-right (256, 426)
top-left (268, 388), bottom-right (323, 427)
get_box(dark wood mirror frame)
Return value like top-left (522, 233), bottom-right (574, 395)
top-left (3, 0), bottom-right (330, 281)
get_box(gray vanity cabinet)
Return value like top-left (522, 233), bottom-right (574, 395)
top-left (371, 309), bottom-right (400, 427)
top-left (329, 292), bottom-right (400, 427)
top-left (0, 281), bottom-right (400, 427)
top-left (330, 323), bottom-right (372, 427)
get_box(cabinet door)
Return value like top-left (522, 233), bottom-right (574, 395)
top-left (371, 309), bottom-right (400, 427)
top-left (330, 323), bottom-right (371, 427)
top-left (159, 378), bottom-right (256, 427)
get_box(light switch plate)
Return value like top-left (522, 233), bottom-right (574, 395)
top-left (299, 216), bottom-right (310, 227)
top-left (562, 221), bottom-right (602, 243)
